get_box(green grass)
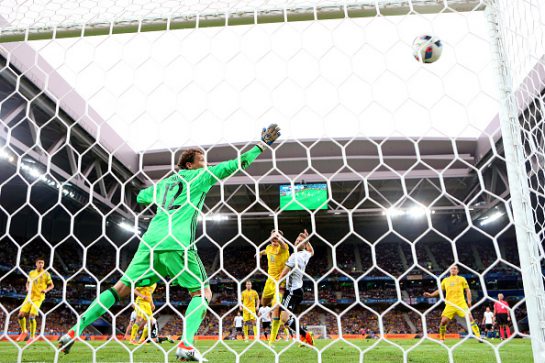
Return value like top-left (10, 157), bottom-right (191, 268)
top-left (1, 338), bottom-right (532, 363)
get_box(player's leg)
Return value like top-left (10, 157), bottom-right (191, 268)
top-left (505, 323), bottom-right (511, 338)
top-left (280, 290), bottom-right (312, 346)
top-left (124, 321), bottom-right (133, 340)
top-left (139, 318), bottom-right (150, 344)
top-left (131, 315), bottom-right (144, 343)
top-left (268, 284), bottom-right (284, 345)
top-left (150, 318), bottom-right (159, 342)
top-left (16, 304), bottom-right (29, 341)
top-left (138, 304), bottom-right (154, 344)
top-left (59, 249), bottom-right (159, 353)
top-left (28, 313), bottom-right (37, 342)
top-left (438, 312), bottom-right (452, 341)
top-left (466, 312), bottom-right (481, 339)
top-left (27, 300), bottom-right (43, 344)
top-left (166, 250), bottom-right (211, 361)
top-left (252, 321), bottom-right (258, 340)
top-left (242, 311), bottom-right (250, 341)
top-left (262, 322), bottom-right (269, 339)
top-left (268, 305), bottom-right (281, 345)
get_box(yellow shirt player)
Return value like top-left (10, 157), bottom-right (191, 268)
top-left (424, 265), bottom-right (481, 342)
top-left (259, 230), bottom-right (290, 308)
top-left (240, 281), bottom-right (260, 341)
top-left (17, 257), bottom-right (54, 344)
top-left (130, 283), bottom-right (157, 344)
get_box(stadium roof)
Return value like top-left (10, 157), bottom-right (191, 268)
top-left (1, 9), bottom-right (500, 156)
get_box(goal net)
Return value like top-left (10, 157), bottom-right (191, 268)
top-left (307, 325), bottom-right (328, 339)
top-left (0, 0), bottom-right (544, 362)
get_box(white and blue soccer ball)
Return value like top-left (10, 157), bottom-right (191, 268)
top-left (412, 35), bottom-right (443, 63)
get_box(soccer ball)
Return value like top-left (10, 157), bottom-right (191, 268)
top-left (412, 35), bottom-right (443, 63)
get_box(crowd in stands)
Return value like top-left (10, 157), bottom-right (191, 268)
top-left (0, 233), bottom-right (529, 338)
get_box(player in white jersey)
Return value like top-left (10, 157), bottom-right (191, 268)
top-left (258, 305), bottom-right (272, 339)
top-left (268, 229), bottom-right (314, 346)
top-left (234, 312), bottom-right (244, 340)
top-left (482, 307), bottom-right (495, 339)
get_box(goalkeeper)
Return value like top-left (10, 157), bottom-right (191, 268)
top-left (59, 124), bottom-right (281, 361)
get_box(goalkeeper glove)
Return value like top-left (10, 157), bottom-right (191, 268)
top-left (261, 123), bottom-right (281, 145)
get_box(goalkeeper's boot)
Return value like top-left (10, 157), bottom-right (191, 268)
top-left (176, 342), bottom-right (208, 362)
top-left (58, 330), bottom-right (76, 354)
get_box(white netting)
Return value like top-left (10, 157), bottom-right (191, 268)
top-left (0, 0), bottom-right (543, 362)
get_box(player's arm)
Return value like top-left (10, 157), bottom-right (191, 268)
top-left (256, 293), bottom-right (260, 310)
top-left (423, 289), bottom-right (440, 298)
top-left (465, 287), bottom-right (472, 307)
top-left (197, 124), bottom-right (280, 187)
top-left (424, 279), bottom-right (443, 298)
top-left (278, 254), bottom-right (297, 282)
top-left (43, 281), bottom-right (54, 294)
top-left (42, 272), bottom-right (54, 294)
top-left (277, 238), bottom-right (289, 251)
top-left (463, 278), bottom-right (471, 307)
top-left (277, 265), bottom-right (292, 283)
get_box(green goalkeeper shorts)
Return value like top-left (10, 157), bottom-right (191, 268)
top-left (120, 248), bottom-right (209, 292)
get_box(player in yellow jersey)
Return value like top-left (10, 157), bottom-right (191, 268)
top-left (16, 257), bottom-right (54, 344)
top-left (259, 230), bottom-right (289, 307)
top-left (240, 281), bottom-right (260, 342)
top-left (258, 230), bottom-right (291, 342)
top-left (129, 283), bottom-right (157, 344)
top-left (424, 265), bottom-right (482, 342)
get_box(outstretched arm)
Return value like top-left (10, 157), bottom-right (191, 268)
top-left (277, 265), bottom-right (292, 283)
top-left (197, 124), bottom-right (281, 187)
top-left (424, 289), bottom-right (440, 298)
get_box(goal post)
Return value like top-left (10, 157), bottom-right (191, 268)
top-left (307, 325), bottom-right (328, 339)
top-left (485, 0), bottom-right (545, 361)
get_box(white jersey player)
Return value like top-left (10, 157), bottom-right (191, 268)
top-left (482, 307), bottom-right (495, 338)
top-left (268, 229), bottom-right (314, 346)
top-left (234, 312), bottom-right (244, 339)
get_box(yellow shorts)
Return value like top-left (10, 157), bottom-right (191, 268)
top-left (442, 303), bottom-right (469, 320)
top-left (261, 278), bottom-right (284, 305)
top-left (135, 301), bottom-right (153, 321)
top-left (243, 309), bottom-right (257, 322)
top-left (20, 298), bottom-right (44, 316)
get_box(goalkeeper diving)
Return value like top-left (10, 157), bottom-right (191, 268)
top-left (58, 124), bottom-right (281, 362)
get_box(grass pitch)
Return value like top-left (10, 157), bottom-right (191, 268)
top-left (1, 338), bottom-right (532, 362)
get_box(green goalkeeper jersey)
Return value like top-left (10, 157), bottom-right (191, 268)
top-left (136, 145), bottom-right (263, 251)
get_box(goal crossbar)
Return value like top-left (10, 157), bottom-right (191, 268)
top-left (0, 0), bottom-right (484, 43)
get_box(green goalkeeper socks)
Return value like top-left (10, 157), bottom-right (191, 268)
top-left (183, 295), bottom-right (208, 346)
top-left (70, 288), bottom-right (120, 336)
